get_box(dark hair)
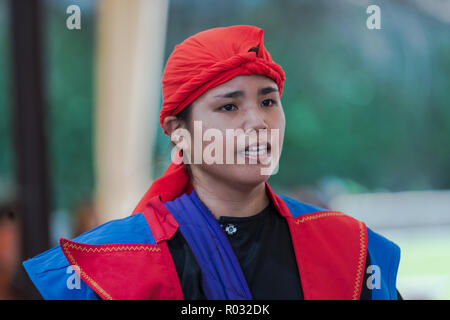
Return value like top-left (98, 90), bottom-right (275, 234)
top-left (176, 103), bottom-right (192, 124)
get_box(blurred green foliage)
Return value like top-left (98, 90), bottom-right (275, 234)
top-left (43, 1), bottom-right (96, 211)
top-left (158, 0), bottom-right (450, 194)
top-left (1, 0), bottom-right (450, 213)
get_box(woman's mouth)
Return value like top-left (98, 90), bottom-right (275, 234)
top-left (238, 142), bottom-right (272, 163)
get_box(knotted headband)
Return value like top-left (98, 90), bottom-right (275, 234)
top-left (132, 25), bottom-right (286, 213)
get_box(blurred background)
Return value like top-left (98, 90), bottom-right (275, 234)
top-left (0, 0), bottom-right (449, 299)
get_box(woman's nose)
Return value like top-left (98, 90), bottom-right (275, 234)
top-left (242, 106), bottom-right (268, 132)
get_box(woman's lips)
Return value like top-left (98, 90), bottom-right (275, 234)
top-left (237, 142), bottom-right (272, 163)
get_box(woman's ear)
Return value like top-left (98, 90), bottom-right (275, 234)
top-left (164, 116), bottom-right (190, 153)
top-left (163, 116), bottom-right (183, 137)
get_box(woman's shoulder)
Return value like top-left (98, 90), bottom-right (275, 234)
top-left (278, 193), bottom-right (400, 269)
top-left (71, 212), bottom-right (157, 245)
top-left (278, 194), bottom-right (394, 237)
top-left (278, 193), bottom-right (401, 299)
top-left (277, 194), bottom-right (328, 217)
top-left (22, 212), bottom-right (157, 299)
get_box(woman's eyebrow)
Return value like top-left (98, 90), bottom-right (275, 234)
top-left (214, 86), bottom-right (279, 99)
top-left (214, 90), bottom-right (244, 99)
top-left (259, 86), bottom-right (279, 96)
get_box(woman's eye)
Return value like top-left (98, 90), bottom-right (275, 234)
top-left (261, 99), bottom-right (275, 107)
top-left (220, 104), bottom-right (238, 111)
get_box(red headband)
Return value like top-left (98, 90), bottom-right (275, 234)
top-left (132, 25), bottom-right (286, 212)
top-left (160, 25), bottom-right (286, 134)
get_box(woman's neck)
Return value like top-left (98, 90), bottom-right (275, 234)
top-left (191, 172), bottom-right (269, 220)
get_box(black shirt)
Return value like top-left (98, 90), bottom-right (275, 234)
top-left (217, 200), bottom-right (303, 299)
top-left (167, 200), bottom-right (400, 300)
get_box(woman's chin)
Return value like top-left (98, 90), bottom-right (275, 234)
top-left (194, 160), bottom-right (277, 188)
top-left (218, 163), bottom-right (272, 186)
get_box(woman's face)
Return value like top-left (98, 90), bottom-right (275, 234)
top-left (179, 74), bottom-right (285, 187)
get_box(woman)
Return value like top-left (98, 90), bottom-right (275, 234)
top-left (23, 25), bottom-right (401, 300)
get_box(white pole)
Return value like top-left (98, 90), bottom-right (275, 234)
top-left (94, 0), bottom-right (169, 223)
